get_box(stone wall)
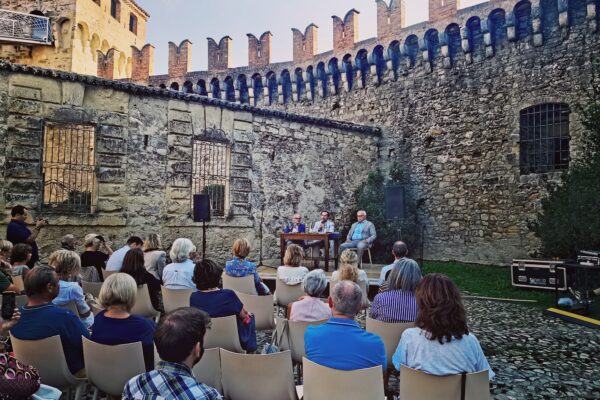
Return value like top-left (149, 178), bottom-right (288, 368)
top-left (0, 63), bottom-right (379, 264)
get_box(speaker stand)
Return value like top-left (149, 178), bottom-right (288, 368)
top-left (202, 221), bottom-right (207, 260)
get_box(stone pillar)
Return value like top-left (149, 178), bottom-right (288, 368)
top-left (482, 20), bottom-right (494, 58)
top-left (587, 0), bottom-right (598, 32)
top-left (506, 12), bottom-right (517, 42)
top-left (558, 0), bottom-right (568, 29)
top-left (531, 1), bottom-right (544, 46)
top-left (461, 27), bottom-right (473, 64)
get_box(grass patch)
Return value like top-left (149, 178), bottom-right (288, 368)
top-left (421, 261), bottom-right (555, 308)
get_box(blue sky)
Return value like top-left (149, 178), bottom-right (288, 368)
top-left (136, 0), bottom-right (487, 74)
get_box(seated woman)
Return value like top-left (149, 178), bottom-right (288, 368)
top-left (289, 269), bottom-right (332, 322)
top-left (9, 243), bottom-right (32, 281)
top-left (392, 273), bottom-right (495, 379)
top-left (225, 238), bottom-right (269, 295)
top-left (162, 238), bottom-right (196, 290)
top-left (190, 259), bottom-right (257, 353)
top-left (371, 258), bottom-right (422, 323)
top-left (143, 233), bottom-right (166, 281)
top-left (277, 244), bottom-right (309, 285)
top-left (91, 273), bottom-right (156, 371)
top-left (331, 249), bottom-right (369, 306)
top-left (49, 250), bottom-right (94, 329)
top-left (121, 248), bottom-right (162, 312)
top-left (0, 241), bottom-right (19, 294)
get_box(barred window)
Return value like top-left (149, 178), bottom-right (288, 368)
top-left (519, 103), bottom-right (570, 174)
top-left (191, 140), bottom-right (231, 216)
top-left (42, 123), bottom-right (96, 213)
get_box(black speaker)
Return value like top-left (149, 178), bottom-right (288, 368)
top-left (385, 185), bottom-right (406, 220)
top-left (193, 194), bottom-right (211, 222)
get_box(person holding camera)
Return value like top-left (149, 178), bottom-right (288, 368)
top-left (6, 205), bottom-right (47, 268)
top-left (81, 233), bottom-right (114, 282)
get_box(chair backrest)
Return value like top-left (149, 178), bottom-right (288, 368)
top-left (234, 290), bottom-right (275, 331)
top-left (203, 315), bottom-right (244, 353)
top-left (302, 357), bottom-right (384, 400)
top-left (10, 334), bottom-right (82, 389)
top-left (287, 319), bottom-right (328, 364)
top-left (275, 278), bottom-right (305, 307)
top-left (15, 294), bottom-right (27, 308)
top-left (223, 274), bottom-right (257, 295)
top-left (357, 279), bottom-right (370, 307)
top-left (12, 274), bottom-right (24, 292)
top-left (365, 317), bottom-right (414, 367)
top-left (220, 349), bottom-right (298, 400)
top-left (82, 280), bottom-right (103, 298)
top-left (58, 301), bottom-right (79, 316)
top-left (101, 269), bottom-right (116, 280)
top-left (130, 284), bottom-right (159, 319)
top-left (399, 365), bottom-right (490, 400)
top-left (161, 286), bottom-right (194, 313)
top-left (192, 347), bottom-right (223, 394)
top-left (82, 337), bottom-right (146, 396)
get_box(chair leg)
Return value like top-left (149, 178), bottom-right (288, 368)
top-left (73, 383), bottom-right (84, 400)
top-left (92, 386), bottom-right (99, 400)
top-left (368, 248), bottom-right (373, 268)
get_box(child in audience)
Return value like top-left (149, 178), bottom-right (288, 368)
top-left (10, 243), bottom-right (32, 280)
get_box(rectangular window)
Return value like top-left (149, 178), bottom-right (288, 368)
top-left (42, 123), bottom-right (96, 213)
top-left (129, 14), bottom-right (137, 34)
top-left (110, 0), bottom-right (120, 20)
top-left (191, 140), bottom-right (231, 217)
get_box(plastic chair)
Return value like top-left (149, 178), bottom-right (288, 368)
top-left (223, 274), bottom-right (257, 295)
top-left (302, 357), bottom-right (385, 400)
top-left (220, 349), bottom-right (300, 400)
top-left (12, 274), bottom-right (25, 292)
top-left (15, 294), bottom-right (27, 308)
top-left (161, 286), bottom-right (193, 313)
top-left (234, 290), bottom-right (275, 331)
top-left (203, 315), bottom-right (244, 353)
top-left (365, 317), bottom-right (414, 367)
top-left (82, 281), bottom-right (103, 298)
top-left (101, 269), bottom-right (116, 280)
top-left (192, 347), bottom-right (223, 394)
top-left (58, 301), bottom-right (79, 316)
top-left (82, 337), bottom-right (146, 397)
top-left (130, 284), bottom-right (160, 321)
top-left (399, 365), bottom-right (490, 400)
top-left (275, 278), bottom-right (305, 315)
top-left (287, 319), bottom-right (328, 365)
top-left (10, 334), bottom-right (85, 400)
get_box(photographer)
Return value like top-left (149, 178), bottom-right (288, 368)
top-left (6, 205), bottom-right (47, 268)
top-left (81, 233), bottom-right (114, 282)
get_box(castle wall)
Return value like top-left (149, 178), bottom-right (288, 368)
top-left (0, 63), bottom-right (379, 264)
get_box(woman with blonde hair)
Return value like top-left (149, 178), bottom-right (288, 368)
top-left (80, 233), bottom-right (113, 282)
top-left (225, 238), bottom-right (270, 295)
top-left (277, 244), bottom-right (309, 285)
top-left (143, 233), bottom-right (166, 280)
top-left (48, 249), bottom-right (94, 328)
top-left (331, 249), bottom-right (369, 306)
top-left (0, 240), bottom-right (19, 294)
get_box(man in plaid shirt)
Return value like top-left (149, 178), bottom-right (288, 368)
top-left (123, 308), bottom-right (221, 400)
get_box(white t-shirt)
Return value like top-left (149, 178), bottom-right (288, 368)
top-left (277, 266), bottom-right (309, 285)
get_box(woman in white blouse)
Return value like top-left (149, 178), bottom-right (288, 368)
top-left (277, 244), bottom-right (309, 285)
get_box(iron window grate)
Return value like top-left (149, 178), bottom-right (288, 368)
top-left (191, 140), bottom-right (231, 217)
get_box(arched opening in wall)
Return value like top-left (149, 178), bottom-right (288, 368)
top-left (90, 34), bottom-right (100, 61)
top-left (404, 35), bottom-right (419, 67)
top-left (328, 58), bottom-right (341, 95)
top-left (488, 9), bottom-right (508, 50)
top-left (568, 0), bottom-right (587, 26)
top-left (387, 41), bottom-right (401, 80)
top-left (466, 16), bottom-right (484, 56)
top-left (224, 76), bottom-right (235, 102)
top-left (355, 49), bottom-right (369, 88)
top-left (372, 45), bottom-right (386, 84)
top-left (126, 57), bottom-right (132, 78)
top-left (101, 39), bottom-right (110, 54)
top-left (342, 54), bottom-right (354, 91)
top-left (237, 74), bottom-right (249, 104)
top-left (445, 23), bottom-right (462, 66)
top-left (182, 81), bottom-right (193, 94)
top-left (159, 83), bottom-right (167, 89)
top-left (281, 70), bottom-right (293, 104)
top-left (58, 18), bottom-right (72, 49)
top-left (76, 22), bottom-right (89, 54)
top-left (266, 71), bottom-right (278, 105)
top-left (316, 62), bottom-right (328, 97)
top-left (306, 66), bottom-right (316, 99)
top-left (424, 29), bottom-right (440, 68)
top-left (210, 78), bottom-right (221, 99)
top-left (251, 73), bottom-right (263, 105)
top-left (196, 79), bottom-right (208, 96)
top-left (541, 0), bottom-right (559, 35)
top-left (170, 82), bottom-right (179, 91)
top-left (514, 0), bottom-right (533, 40)
top-left (294, 68), bottom-right (305, 99)
top-left (117, 51), bottom-right (126, 77)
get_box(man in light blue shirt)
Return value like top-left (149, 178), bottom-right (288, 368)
top-left (307, 210), bottom-right (336, 268)
top-left (106, 236), bottom-right (143, 271)
top-left (378, 241), bottom-right (409, 285)
top-left (340, 210), bottom-right (377, 266)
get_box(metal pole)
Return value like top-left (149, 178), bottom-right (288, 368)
top-left (202, 221), bottom-right (206, 260)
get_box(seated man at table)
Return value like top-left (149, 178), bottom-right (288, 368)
top-left (340, 210), bottom-right (377, 267)
top-left (283, 214), bottom-right (306, 247)
top-left (306, 210), bottom-right (335, 269)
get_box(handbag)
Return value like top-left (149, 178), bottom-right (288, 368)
top-left (261, 318), bottom-right (288, 354)
top-left (0, 353), bottom-right (41, 400)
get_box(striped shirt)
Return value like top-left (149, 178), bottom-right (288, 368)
top-left (123, 360), bottom-right (222, 400)
top-left (370, 290), bottom-right (418, 323)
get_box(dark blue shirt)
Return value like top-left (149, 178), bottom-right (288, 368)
top-left (6, 220), bottom-right (38, 264)
top-left (91, 311), bottom-right (156, 371)
top-left (11, 303), bottom-right (90, 373)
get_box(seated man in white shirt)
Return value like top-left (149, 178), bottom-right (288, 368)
top-left (378, 241), bottom-right (408, 286)
top-left (306, 211), bottom-right (335, 269)
top-left (106, 236), bottom-right (143, 272)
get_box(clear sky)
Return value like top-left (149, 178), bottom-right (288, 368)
top-left (135, 0), bottom-right (488, 74)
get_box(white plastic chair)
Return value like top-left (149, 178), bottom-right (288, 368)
top-left (223, 274), bottom-right (257, 295)
top-left (203, 315), bottom-right (244, 353)
top-left (130, 284), bottom-right (160, 321)
top-left (399, 365), bottom-right (490, 400)
top-left (82, 281), bottom-right (102, 298)
top-left (101, 269), bottom-right (116, 280)
top-left (192, 347), bottom-right (223, 394)
top-left (161, 286), bottom-right (193, 313)
top-left (347, 246), bottom-right (373, 268)
top-left (234, 290), bottom-right (276, 331)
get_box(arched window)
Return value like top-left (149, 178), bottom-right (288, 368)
top-left (294, 68), bottom-right (305, 99)
top-left (445, 24), bottom-right (462, 65)
top-left (252, 73), bottom-right (263, 106)
top-left (266, 72), bottom-right (277, 105)
top-left (372, 45), bottom-right (386, 84)
top-left (159, 83), bottom-right (166, 89)
top-left (237, 75), bottom-right (249, 104)
top-left (424, 29), bottom-right (440, 68)
top-left (210, 78), bottom-right (220, 99)
top-left (306, 66), bottom-right (316, 99)
top-left (388, 41), bottom-right (401, 80)
top-left (342, 54), bottom-right (354, 90)
top-left (466, 17), bottom-right (484, 55)
top-left (196, 80), bottom-right (208, 96)
top-left (182, 81), bottom-right (193, 94)
top-left (514, 1), bottom-right (533, 40)
top-left (520, 103), bottom-right (570, 174)
top-left (170, 82), bottom-right (179, 91)
top-left (488, 9), bottom-right (508, 49)
top-left (541, 0), bottom-right (559, 36)
top-left (404, 35), bottom-right (419, 67)
top-left (568, 0), bottom-right (587, 26)
top-left (224, 76), bottom-right (235, 102)
top-left (316, 62), bottom-right (328, 97)
top-left (355, 49), bottom-right (369, 87)
top-left (281, 70), bottom-right (292, 104)
top-left (328, 59), bottom-right (341, 95)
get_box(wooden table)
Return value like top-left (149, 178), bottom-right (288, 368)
top-left (279, 232), bottom-right (340, 271)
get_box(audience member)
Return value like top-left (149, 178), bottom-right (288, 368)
top-left (9, 243), bottom-right (31, 280)
top-left (340, 210), bottom-right (377, 267)
top-left (331, 250), bottom-right (369, 306)
top-left (277, 244), bottom-right (309, 285)
top-left (289, 269), bottom-right (332, 322)
top-left (6, 205), bottom-right (46, 268)
top-left (91, 273), bottom-right (156, 371)
top-left (371, 258), bottom-right (422, 322)
top-left (106, 236), bottom-right (143, 272)
top-left (121, 248), bottom-right (162, 311)
top-left (81, 233), bottom-right (113, 282)
top-left (61, 234), bottom-right (76, 251)
top-left (190, 259), bottom-right (257, 353)
top-left (225, 238), bottom-right (269, 296)
top-left (143, 233), bottom-right (166, 280)
top-left (48, 250), bottom-right (94, 329)
top-left (378, 241), bottom-right (408, 286)
top-left (123, 308), bottom-right (221, 400)
top-left (0, 240), bottom-right (13, 272)
top-left (392, 273), bottom-right (495, 379)
top-left (11, 266), bottom-right (90, 375)
top-left (162, 238), bottom-right (196, 290)
top-left (305, 280), bottom-right (386, 370)
top-left (0, 262), bottom-right (18, 293)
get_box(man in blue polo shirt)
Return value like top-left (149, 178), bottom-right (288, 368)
top-left (6, 205), bottom-right (47, 268)
top-left (305, 280), bottom-right (386, 370)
